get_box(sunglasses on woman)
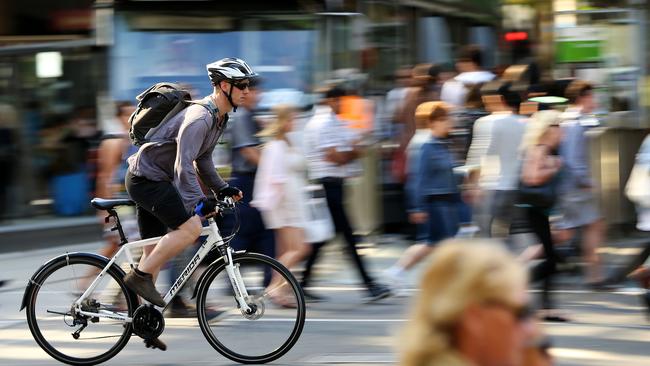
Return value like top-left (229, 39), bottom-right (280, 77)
top-left (486, 301), bottom-right (535, 322)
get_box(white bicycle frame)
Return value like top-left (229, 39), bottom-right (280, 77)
top-left (72, 216), bottom-right (252, 323)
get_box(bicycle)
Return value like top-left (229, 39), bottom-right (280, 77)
top-left (20, 197), bottom-right (306, 365)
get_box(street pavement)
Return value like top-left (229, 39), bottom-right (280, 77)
top-left (0, 233), bottom-right (649, 365)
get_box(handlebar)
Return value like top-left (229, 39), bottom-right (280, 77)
top-left (217, 197), bottom-right (236, 210)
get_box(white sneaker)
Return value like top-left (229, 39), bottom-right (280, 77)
top-left (382, 269), bottom-right (409, 297)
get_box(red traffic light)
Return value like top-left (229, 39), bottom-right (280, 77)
top-left (504, 32), bottom-right (528, 42)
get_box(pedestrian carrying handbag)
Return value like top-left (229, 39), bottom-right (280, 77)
top-left (303, 184), bottom-right (335, 243)
top-left (517, 151), bottom-right (562, 209)
top-left (518, 177), bottom-right (559, 209)
top-left (625, 162), bottom-right (650, 207)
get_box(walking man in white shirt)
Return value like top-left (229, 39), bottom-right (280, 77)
top-left (302, 86), bottom-right (392, 303)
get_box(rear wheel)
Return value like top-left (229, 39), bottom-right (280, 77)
top-left (196, 252), bottom-right (306, 364)
top-left (24, 254), bottom-right (137, 365)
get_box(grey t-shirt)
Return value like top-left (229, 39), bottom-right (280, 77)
top-left (230, 108), bottom-right (261, 174)
top-left (128, 98), bottom-right (228, 213)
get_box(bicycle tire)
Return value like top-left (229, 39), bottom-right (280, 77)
top-left (24, 253), bottom-right (137, 366)
top-left (196, 252), bottom-right (306, 364)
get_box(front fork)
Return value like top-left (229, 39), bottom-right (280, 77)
top-left (223, 247), bottom-right (253, 314)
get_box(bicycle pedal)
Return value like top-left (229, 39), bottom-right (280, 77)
top-left (144, 338), bottom-right (167, 351)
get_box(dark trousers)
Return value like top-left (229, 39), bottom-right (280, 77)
top-left (527, 206), bottom-right (558, 310)
top-left (301, 178), bottom-right (375, 288)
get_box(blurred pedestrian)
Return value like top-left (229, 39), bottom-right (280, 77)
top-left (440, 45), bottom-right (495, 108)
top-left (451, 82), bottom-right (488, 164)
top-left (450, 83), bottom-right (489, 236)
top-left (483, 82), bottom-right (525, 239)
top-left (392, 64), bottom-right (441, 184)
top-left (382, 66), bottom-right (412, 141)
top-left (95, 102), bottom-right (139, 248)
top-left (88, 101), bottom-right (140, 269)
top-left (555, 80), bottom-right (604, 286)
top-left (252, 105), bottom-right (311, 307)
top-left (399, 239), bottom-right (537, 366)
top-left (518, 110), bottom-right (567, 322)
top-left (464, 81), bottom-right (519, 236)
top-left (0, 104), bottom-right (18, 221)
top-left (384, 102), bottom-right (459, 293)
top-left (302, 86), bottom-right (392, 303)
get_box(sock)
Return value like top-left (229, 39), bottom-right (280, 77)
top-left (134, 268), bottom-right (150, 277)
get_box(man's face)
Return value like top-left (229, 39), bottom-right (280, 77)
top-left (221, 79), bottom-right (250, 106)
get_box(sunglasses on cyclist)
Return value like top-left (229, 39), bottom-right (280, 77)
top-left (230, 81), bottom-right (251, 90)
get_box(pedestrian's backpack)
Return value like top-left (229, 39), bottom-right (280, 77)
top-left (128, 82), bottom-right (215, 146)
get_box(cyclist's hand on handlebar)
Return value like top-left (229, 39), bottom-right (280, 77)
top-left (218, 186), bottom-right (243, 202)
top-left (194, 198), bottom-right (219, 218)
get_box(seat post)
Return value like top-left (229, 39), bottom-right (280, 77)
top-left (106, 209), bottom-right (128, 245)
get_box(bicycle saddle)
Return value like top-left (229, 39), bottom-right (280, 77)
top-left (91, 198), bottom-right (135, 211)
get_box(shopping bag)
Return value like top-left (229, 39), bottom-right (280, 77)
top-left (303, 185), bottom-right (335, 243)
top-left (625, 163), bottom-right (650, 207)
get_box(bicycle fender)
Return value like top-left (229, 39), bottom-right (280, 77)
top-left (20, 252), bottom-right (128, 311)
top-left (191, 250), bottom-right (247, 299)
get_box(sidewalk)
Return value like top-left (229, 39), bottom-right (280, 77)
top-left (0, 215), bottom-right (101, 253)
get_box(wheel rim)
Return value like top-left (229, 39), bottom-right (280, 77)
top-left (197, 254), bottom-right (305, 363)
top-left (26, 257), bottom-right (134, 365)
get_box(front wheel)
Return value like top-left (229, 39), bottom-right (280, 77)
top-left (196, 252), bottom-right (306, 364)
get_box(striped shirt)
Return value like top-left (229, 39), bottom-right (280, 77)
top-left (304, 105), bottom-right (352, 180)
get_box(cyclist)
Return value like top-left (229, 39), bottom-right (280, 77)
top-left (124, 58), bottom-right (256, 312)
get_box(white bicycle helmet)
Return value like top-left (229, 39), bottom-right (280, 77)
top-left (206, 57), bottom-right (258, 84)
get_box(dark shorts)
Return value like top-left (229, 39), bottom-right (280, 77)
top-left (420, 198), bottom-right (459, 246)
top-left (125, 172), bottom-right (192, 239)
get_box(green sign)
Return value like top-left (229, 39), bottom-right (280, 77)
top-left (555, 26), bottom-right (603, 63)
top-left (556, 40), bottom-right (602, 63)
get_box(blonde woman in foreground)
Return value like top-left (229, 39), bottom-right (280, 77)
top-left (400, 239), bottom-right (547, 366)
top-left (252, 105), bottom-right (311, 307)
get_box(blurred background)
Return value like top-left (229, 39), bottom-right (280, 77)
top-left (0, 0), bottom-right (648, 234)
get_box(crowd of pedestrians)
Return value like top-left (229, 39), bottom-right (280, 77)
top-left (374, 45), bottom-right (618, 323)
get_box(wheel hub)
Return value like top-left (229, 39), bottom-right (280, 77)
top-left (241, 296), bottom-right (265, 320)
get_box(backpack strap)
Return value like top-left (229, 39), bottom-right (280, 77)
top-left (188, 100), bottom-right (218, 127)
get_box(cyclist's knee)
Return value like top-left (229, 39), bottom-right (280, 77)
top-left (177, 215), bottom-right (202, 241)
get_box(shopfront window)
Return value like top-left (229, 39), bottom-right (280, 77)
top-left (110, 13), bottom-right (317, 102)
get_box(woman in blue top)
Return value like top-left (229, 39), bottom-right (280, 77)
top-left (383, 102), bottom-right (459, 291)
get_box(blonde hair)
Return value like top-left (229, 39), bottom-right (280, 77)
top-left (415, 101), bottom-right (450, 129)
top-left (400, 239), bottom-right (527, 366)
top-left (257, 104), bottom-right (295, 139)
top-left (519, 110), bottom-right (561, 153)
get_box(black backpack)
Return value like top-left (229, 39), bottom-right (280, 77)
top-left (128, 82), bottom-right (214, 146)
